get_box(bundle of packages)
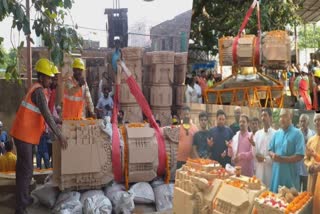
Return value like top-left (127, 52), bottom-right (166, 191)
top-left (219, 36), bottom-right (234, 66)
top-left (262, 30), bottom-right (291, 69)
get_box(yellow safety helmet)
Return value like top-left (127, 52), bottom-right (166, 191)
top-left (53, 65), bottom-right (60, 74)
top-left (315, 70), bottom-right (320, 78)
top-left (72, 58), bottom-right (85, 70)
top-left (35, 58), bottom-right (55, 77)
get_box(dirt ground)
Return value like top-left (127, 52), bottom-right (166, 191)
top-left (0, 193), bottom-right (50, 214)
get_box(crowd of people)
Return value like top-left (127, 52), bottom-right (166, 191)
top-left (260, 60), bottom-right (320, 110)
top-left (185, 69), bottom-right (221, 104)
top-left (186, 60), bottom-right (320, 111)
top-left (176, 105), bottom-right (320, 213)
top-left (1, 57), bottom-right (128, 214)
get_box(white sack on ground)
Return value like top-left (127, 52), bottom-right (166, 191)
top-left (153, 183), bottom-right (175, 212)
top-left (113, 191), bottom-right (135, 214)
top-left (53, 200), bottom-right (82, 214)
top-left (129, 182), bottom-right (155, 204)
top-left (104, 183), bottom-right (135, 214)
top-left (80, 190), bottom-right (104, 204)
top-left (151, 179), bottom-right (165, 188)
top-left (83, 194), bottom-right (112, 214)
top-left (31, 183), bottom-right (59, 208)
top-left (104, 183), bottom-right (126, 204)
top-left (53, 191), bottom-right (82, 214)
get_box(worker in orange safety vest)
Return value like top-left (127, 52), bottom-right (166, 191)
top-left (10, 58), bottom-right (68, 214)
top-left (62, 58), bottom-right (96, 119)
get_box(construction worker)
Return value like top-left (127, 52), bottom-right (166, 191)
top-left (46, 65), bottom-right (61, 166)
top-left (62, 58), bottom-right (96, 119)
top-left (0, 140), bottom-right (17, 172)
top-left (10, 58), bottom-right (68, 214)
top-left (47, 65), bottom-right (60, 118)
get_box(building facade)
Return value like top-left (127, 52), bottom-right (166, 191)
top-left (150, 10), bottom-right (192, 52)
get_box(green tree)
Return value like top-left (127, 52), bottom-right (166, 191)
top-left (0, 45), bottom-right (16, 69)
top-left (0, 44), bottom-right (8, 69)
top-left (190, 0), bottom-right (303, 56)
top-left (0, 0), bottom-right (83, 82)
top-left (298, 24), bottom-right (320, 49)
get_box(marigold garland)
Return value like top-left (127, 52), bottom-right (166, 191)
top-left (121, 125), bottom-right (129, 190)
top-left (164, 153), bottom-right (170, 184)
top-left (127, 123), bottom-right (145, 128)
top-left (63, 117), bottom-right (96, 121)
top-left (285, 192), bottom-right (311, 213)
top-left (182, 123), bottom-right (190, 135)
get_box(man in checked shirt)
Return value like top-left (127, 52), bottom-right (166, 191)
top-left (62, 58), bottom-right (96, 119)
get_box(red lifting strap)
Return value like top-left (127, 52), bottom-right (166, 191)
top-left (125, 76), bottom-right (167, 176)
top-left (232, 0), bottom-right (258, 65)
top-left (255, 1), bottom-right (261, 65)
top-left (111, 84), bottom-right (122, 182)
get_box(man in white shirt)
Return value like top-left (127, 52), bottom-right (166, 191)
top-left (249, 108), bottom-right (276, 188)
top-left (185, 77), bottom-right (198, 103)
top-left (96, 86), bottom-right (114, 118)
top-left (302, 63), bottom-right (309, 74)
top-left (298, 114), bottom-right (315, 191)
top-left (194, 77), bottom-right (202, 103)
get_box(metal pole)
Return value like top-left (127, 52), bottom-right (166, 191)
top-left (26, 0), bottom-right (32, 89)
top-left (295, 25), bottom-right (299, 64)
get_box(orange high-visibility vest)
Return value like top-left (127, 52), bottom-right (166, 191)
top-left (10, 83), bottom-right (46, 145)
top-left (62, 78), bottom-right (84, 119)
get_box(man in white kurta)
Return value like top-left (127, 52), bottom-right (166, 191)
top-left (185, 78), bottom-right (198, 103)
top-left (194, 81), bottom-right (202, 103)
top-left (250, 108), bottom-right (275, 188)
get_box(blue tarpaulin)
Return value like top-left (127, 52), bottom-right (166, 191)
top-left (192, 61), bottom-right (216, 71)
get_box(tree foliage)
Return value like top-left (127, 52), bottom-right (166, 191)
top-left (0, 0), bottom-right (83, 82)
top-left (0, 45), bottom-right (17, 69)
top-left (190, 0), bottom-right (303, 56)
top-left (298, 24), bottom-right (320, 49)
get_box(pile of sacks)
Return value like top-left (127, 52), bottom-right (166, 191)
top-left (31, 177), bottom-right (174, 214)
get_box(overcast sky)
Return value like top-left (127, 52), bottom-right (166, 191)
top-left (0, 0), bottom-right (193, 50)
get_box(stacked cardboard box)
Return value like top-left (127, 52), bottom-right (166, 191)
top-left (218, 37), bottom-right (234, 66)
top-left (142, 52), bottom-right (152, 103)
top-left (145, 51), bottom-right (175, 126)
top-left (173, 53), bottom-right (187, 112)
top-left (173, 159), bottom-right (267, 214)
top-left (219, 35), bottom-right (256, 67)
top-left (236, 35), bottom-right (256, 67)
top-left (120, 47), bottom-right (144, 123)
top-left (125, 125), bottom-right (159, 183)
top-left (219, 31), bottom-right (291, 69)
top-left (53, 119), bottom-right (113, 191)
top-left (262, 30), bottom-right (291, 69)
top-left (173, 160), bottom-right (226, 214)
top-left (53, 120), bottom-right (161, 190)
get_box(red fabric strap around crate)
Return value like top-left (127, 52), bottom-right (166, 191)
top-left (232, 0), bottom-right (258, 65)
top-left (255, 1), bottom-right (261, 66)
top-left (125, 75), bottom-right (167, 176)
top-left (112, 84), bottom-right (122, 182)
